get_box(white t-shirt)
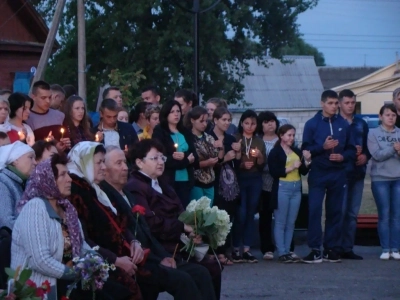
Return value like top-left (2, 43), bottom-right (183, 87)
top-left (103, 129), bottom-right (120, 148)
top-left (10, 123), bottom-right (35, 146)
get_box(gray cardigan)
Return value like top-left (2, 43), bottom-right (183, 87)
top-left (0, 168), bottom-right (25, 230)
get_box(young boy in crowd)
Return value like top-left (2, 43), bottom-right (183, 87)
top-left (302, 90), bottom-right (356, 263)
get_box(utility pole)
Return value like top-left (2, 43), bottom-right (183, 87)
top-left (77, 0), bottom-right (87, 102)
top-left (31, 0), bottom-right (66, 90)
top-left (170, 0), bottom-right (221, 100)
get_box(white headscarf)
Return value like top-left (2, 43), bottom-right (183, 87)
top-left (67, 141), bottom-right (117, 215)
top-left (0, 141), bottom-right (34, 170)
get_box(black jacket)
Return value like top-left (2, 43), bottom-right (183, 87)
top-left (152, 125), bottom-right (199, 187)
top-left (93, 121), bottom-right (138, 150)
top-left (100, 181), bottom-right (171, 264)
top-left (268, 145), bottom-right (309, 210)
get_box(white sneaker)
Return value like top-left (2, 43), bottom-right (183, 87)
top-left (380, 252), bottom-right (390, 260)
top-left (290, 252), bottom-right (299, 259)
top-left (390, 252), bottom-right (400, 260)
top-left (263, 251), bottom-right (274, 260)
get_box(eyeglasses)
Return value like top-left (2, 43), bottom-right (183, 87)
top-left (143, 155), bottom-right (167, 163)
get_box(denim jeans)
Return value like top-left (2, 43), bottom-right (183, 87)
top-left (190, 186), bottom-right (214, 205)
top-left (274, 180), bottom-right (301, 256)
top-left (233, 173), bottom-right (262, 248)
top-left (341, 177), bottom-right (365, 252)
top-left (371, 179), bottom-right (400, 252)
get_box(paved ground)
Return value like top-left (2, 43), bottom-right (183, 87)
top-left (159, 245), bottom-right (400, 300)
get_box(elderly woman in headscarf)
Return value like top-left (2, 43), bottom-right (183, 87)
top-left (11, 155), bottom-right (89, 299)
top-left (67, 141), bottom-right (143, 300)
top-left (0, 141), bottom-right (36, 230)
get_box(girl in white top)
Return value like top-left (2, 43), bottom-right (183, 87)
top-left (8, 93), bottom-right (35, 146)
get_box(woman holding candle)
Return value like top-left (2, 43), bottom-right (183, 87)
top-left (232, 109), bottom-right (266, 263)
top-left (8, 93), bottom-right (35, 146)
top-left (268, 124), bottom-right (311, 262)
top-left (63, 95), bottom-right (102, 148)
top-left (183, 106), bottom-right (224, 204)
top-left (152, 100), bottom-right (198, 207)
top-left (367, 103), bottom-right (400, 260)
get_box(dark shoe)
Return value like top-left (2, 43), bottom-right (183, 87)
top-left (278, 254), bottom-right (295, 263)
top-left (242, 251), bottom-right (258, 263)
top-left (231, 250), bottom-right (243, 263)
top-left (302, 250), bottom-right (322, 264)
top-left (323, 249), bottom-right (341, 263)
top-left (341, 251), bottom-right (363, 260)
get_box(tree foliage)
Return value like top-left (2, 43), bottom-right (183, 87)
top-left (32, 0), bottom-right (319, 108)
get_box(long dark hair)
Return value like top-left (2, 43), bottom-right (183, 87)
top-left (159, 100), bottom-right (185, 132)
top-left (257, 111), bottom-right (279, 135)
top-left (237, 109), bottom-right (258, 135)
top-left (275, 124), bottom-right (296, 148)
top-left (63, 95), bottom-right (92, 141)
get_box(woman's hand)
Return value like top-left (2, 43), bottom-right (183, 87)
top-left (172, 152), bottom-right (185, 160)
top-left (187, 153), bottom-right (195, 164)
top-left (130, 241), bottom-right (144, 264)
top-left (115, 256), bottom-right (137, 276)
top-left (160, 257), bottom-right (176, 269)
top-left (243, 161), bottom-right (254, 169)
top-left (292, 161), bottom-right (301, 169)
top-left (60, 138), bottom-right (71, 148)
top-left (231, 140), bottom-right (242, 152)
top-left (224, 150), bottom-right (236, 161)
top-left (184, 224), bottom-right (193, 233)
top-left (250, 147), bottom-right (261, 158)
top-left (213, 139), bottom-right (223, 149)
top-left (302, 150), bottom-right (311, 161)
top-left (206, 157), bottom-right (219, 167)
top-left (189, 233), bottom-right (203, 245)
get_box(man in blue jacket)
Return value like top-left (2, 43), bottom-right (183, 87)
top-left (338, 89), bottom-right (370, 260)
top-left (302, 90), bottom-right (356, 263)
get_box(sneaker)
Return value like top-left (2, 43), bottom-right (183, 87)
top-left (341, 251), bottom-right (363, 260)
top-left (242, 251), bottom-right (258, 263)
top-left (289, 252), bottom-right (301, 262)
top-left (323, 249), bottom-right (341, 263)
top-left (380, 252), bottom-right (390, 260)
top-left (390, 252), bottom-right (400, 260)
top-left (303, 250), bottom-right (322, 264)
top-left (278, 254), bottom-right (295, 263)
top-left (231, 250), bottom-right (243, 263)
top-left (263, 251), bottom-right (274, 260)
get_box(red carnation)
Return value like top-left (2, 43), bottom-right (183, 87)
top-left (41, 280), bottom-right (51, 293)
top-left (35, 288), bottom-right (45, 298)
top-left (132, 205), bottom-right (146, 216)
top-left (26, 279), bottom-right (37, 288)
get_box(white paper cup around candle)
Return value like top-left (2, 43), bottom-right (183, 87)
top-left (174, 143), bottom-right (178, 149)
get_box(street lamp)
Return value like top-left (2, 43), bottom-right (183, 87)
top-left (170, 0), bottom-right (221, 100)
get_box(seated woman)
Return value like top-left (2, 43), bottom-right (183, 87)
top-left (126, 139), bottom-right (222, 300)
top-left (67, 142), bottom-right (142, 300)
top-left (0, 141), bottom-right (36, 230)
top-left (11, 155), bottom-right (89, 299)
top-left (32, 140), bottom-right (58, 163)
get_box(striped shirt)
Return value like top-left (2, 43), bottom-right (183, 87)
top-left (262, 137), bottom-right (278, 192)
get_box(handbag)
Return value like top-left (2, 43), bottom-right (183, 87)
top-left (218, 163), bottom-right (240, 201)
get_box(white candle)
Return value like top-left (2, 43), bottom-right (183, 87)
top-left (95, 134), bottom-right (99, 142)
top-left (60, 128), bottom-right (65, 139)
top-left (174, 143), bottom-right (178, 149)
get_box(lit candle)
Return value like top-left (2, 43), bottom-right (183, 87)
top-left (45, 137), bottom-right (50, 142)
top-left (174, 143), bottom-right (178, 149)
top-left (95, 134), bottom-right (99, 142)
top-left (18, 131), bottom-right (23, 140)
top-left (251, 149), bottom-right (256, 155)
top-left (60, 127), bottom-right (65, 139)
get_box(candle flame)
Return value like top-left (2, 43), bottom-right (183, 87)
top-left (174, 143), bottom-right (178, 149)
top-left (60, 128), bottom-right (65, 134)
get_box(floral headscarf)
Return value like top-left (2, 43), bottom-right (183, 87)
top-left (18, 159), bottom-right (83, 257)
top-left (67, 141), bottom-right (117, 215)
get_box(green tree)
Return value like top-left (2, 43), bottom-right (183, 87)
top-left (33, 0), bottom-right (318, 108)
top-left (279, 37), bottom-right (326, 66)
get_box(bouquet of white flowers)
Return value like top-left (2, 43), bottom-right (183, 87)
top-left (178, 197), bottom-right (232, 261)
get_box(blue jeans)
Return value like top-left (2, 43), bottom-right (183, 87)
top-left (274, 180), bottom-right (302, 256)
top-left (233, 174), bottom-right (262, 249)
top-left (371, 179), bottom-right (400, 252)
top-left (307, 169), bottom-right (346, 251)
top-left (190, 186), bottom-right (214, 205)
top-left (341, 177), bottom-right (364, 252)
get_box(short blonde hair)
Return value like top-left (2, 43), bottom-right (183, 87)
top-left (0, 98), bottom-right (10, 111)
top-left (145, 105), bottom-right (161, 120)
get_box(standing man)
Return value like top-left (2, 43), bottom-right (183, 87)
top-left (50, 84), bottom-right (66, 110)
top-left (27, 81), bottom-right (70, 149)
top-left (392, 87), bottom-right (400, 128)
top-left (103, 86), bottom-right (123, 107)
top-left (302, 90), bottom-right (356, 263)
top-left (174, 89), bottom-right (197, 116)
top-left (94, 99), bottom-right (138, 151)
top-left (141, 86), bottom-right (161, 104)
top-left (338, 89), bottom-right (370, 260)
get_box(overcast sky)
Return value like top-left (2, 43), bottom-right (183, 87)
top-left (297, 0), bottom-right (400, 67)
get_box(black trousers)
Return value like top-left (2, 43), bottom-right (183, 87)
top-left (174, 181), bottom-right (192, 208)
top-left (137, 262), bottom-right (217, 300)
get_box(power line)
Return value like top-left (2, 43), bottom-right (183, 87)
top-left (0, 1), bottom-right (28, 31)
top-left (306, 38), bottom-right (400, 43)
top-left (302, 33), bottom-right (400, 38)
top-left (317, 46), bottom-right (398, 50)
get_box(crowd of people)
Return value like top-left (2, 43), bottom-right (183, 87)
top-left (0, 81), bottom-right (400, 299)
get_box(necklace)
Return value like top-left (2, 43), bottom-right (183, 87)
top-left (244, 137), bottom-right (252, 158)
